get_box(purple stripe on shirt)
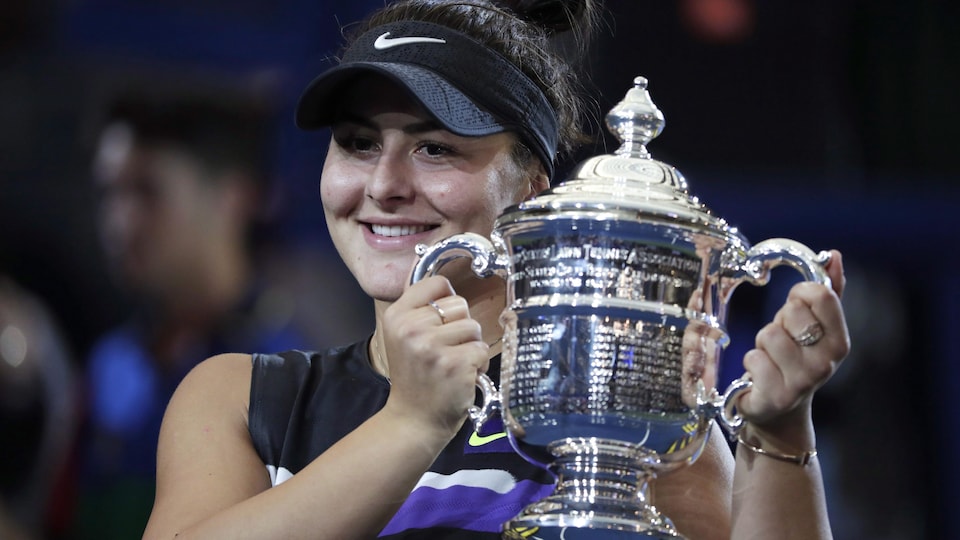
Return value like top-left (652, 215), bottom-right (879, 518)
top-left (379, 479), bottom-right (555, 536)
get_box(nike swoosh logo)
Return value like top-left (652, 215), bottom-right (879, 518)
top-left (373, 32), bottom-right (446, 50)
top-left (468, 430), bottom-right (507, 447)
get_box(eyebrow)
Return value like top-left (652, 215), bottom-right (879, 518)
top-left (335, 112), bottom-right (445, 135)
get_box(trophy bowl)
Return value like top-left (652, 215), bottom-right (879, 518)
top-left (411, 77), bottom-right (831, 539)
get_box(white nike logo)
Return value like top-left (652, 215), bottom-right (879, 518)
top-left (373, 32), bottom-right (446, 50)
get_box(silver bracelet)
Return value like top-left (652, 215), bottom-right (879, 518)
top-left (736, 433), bottom-right (818, 467)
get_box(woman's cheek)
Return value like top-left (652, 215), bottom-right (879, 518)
top-left (319, 169), bottom-right (355, 215)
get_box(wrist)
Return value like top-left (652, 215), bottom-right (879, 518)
top-left (746, 397), bottom-right (816, 447)
top-left (737, 411), bottom-right (818, 467)
top-left (378, 398), bottom-right (465, 450)
top-left (737, 430), bottom-right (818, 466)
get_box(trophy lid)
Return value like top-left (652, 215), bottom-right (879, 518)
top-left (499, 77), bottom-right (734, 235)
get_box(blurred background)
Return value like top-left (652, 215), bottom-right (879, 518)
top-left (0, 0), bottom-right (956, 538)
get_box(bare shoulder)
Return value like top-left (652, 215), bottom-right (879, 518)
top-left (143, 353), bottom-right (269, 538)
top-left (172, 353), bottom-right (254, 414)
top-left (162, 352), bottom-right (260, 467)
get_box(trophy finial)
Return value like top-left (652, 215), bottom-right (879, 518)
top-left (605, 76), bottom-right (665, 159)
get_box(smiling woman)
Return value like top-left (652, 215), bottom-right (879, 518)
top-left (318, 76), bottom-right (538, 303)
top-left (141, 1), bottom-right (850, 539)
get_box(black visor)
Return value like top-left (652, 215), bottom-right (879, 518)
top-left (296, 20), bottom-right (559, 178)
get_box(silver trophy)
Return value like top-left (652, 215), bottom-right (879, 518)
top-left (411, 77), bottom-right (830, 539)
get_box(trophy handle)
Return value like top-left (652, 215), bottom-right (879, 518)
top-left (732, 237), bottom-right (832, 290)
top-left (467, 373), bottom-right (501, 431)
top-left (410, 232), bottom-right (508, 432)
top-left (718, 238), bottom-right (832, 437)
top-left (410, 232), bottom-right (510, 283)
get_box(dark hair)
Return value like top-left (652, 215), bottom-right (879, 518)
top-left (346, 0), bottom-right (598, 159)
top-left (102, 90), bottom-right (272, 185)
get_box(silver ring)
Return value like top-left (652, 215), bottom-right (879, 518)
top-left (428, 300), bottom-right (447, 324)
top-left (793, 322), bottom-right (825, 347)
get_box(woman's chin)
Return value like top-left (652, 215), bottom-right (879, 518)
top-left (361, 280), bottom-right (406, 303)
top-left (350, 255), bottom-right (416, 300)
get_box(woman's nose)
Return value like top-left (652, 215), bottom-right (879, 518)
top-left (366, 151), bottom-right (414, 203)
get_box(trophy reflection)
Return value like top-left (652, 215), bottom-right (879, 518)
top-left (411, 77), bottom-right (830, 539)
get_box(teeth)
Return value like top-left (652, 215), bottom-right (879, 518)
top-left (370, 224), bottom-right (431, 237)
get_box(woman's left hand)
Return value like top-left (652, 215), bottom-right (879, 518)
top-left (735, 249), bottom-right (850, 437)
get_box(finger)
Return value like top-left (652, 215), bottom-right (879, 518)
top-left (427, 295), bottom-right (471, 325)
top-left (753, 320), bottom-right (803, 376)
top-left (432, 317), bottom-right (485, 347)
top-left (785, 281), bottom-right (850, 358)
top-left (426, 300), bottom-right (448, 325)
top-left (777, 299), bottom-right (835, 384)
top-left (773, 295), bottom-right (822, 346)
top-left (739, 346), bottom-right (787, 421)
top-left (399, 275), bottom-right (456, 311)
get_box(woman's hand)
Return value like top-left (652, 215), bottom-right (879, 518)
top-left (379, 275), bottom-right (491, 440)
top-left (736, 250), bottom-right (850, 444)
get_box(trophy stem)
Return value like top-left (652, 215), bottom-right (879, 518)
top-left (503, 438), bottom-right (684, 539)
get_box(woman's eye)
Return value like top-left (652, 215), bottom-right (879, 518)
top-left (418, 142), bottom-right (453, 157)
top-left (333, 131), bottom-right (379, 153)
top-left (348, 136), bottom-right (377, 152)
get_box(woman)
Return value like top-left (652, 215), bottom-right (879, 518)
top-left (143, 1), bottom-right (849, 538)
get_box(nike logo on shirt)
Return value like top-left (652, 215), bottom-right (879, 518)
top-left (374, 32), bottom-right (447, 50)
top-left (468, 430), bottom-right (508, 447)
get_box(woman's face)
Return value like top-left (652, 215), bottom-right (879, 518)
top-left (320, 76), bottom-right (544, 301)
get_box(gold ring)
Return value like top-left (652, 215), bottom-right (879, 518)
top-left (428, 300), bottom-right (447, 324)
top-left (793, 322), bottom-right (825, 347)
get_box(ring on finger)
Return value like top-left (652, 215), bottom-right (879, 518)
top-left (793, 322), bottom-right (825, 347)
top-left (428, 300), bottom-right (447, 325)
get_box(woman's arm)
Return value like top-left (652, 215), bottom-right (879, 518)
top-left (728, 250), bottom-right (849, 539)
top-left (656, 250), bottom-right (847, 540)
top-left (730, 413), bottom-right (831, 540)
top-left (141, 353), bottom-right (457, 540)
top-left (657, 419), bottom-right (831, 540)
top-left (657, 423), bottom-right (735, 540)
top-left (143, 277), bottom-right (489, 539)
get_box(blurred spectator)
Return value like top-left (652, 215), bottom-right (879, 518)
top-left (0, 277), bottom-right (77, 540)
top-left (71, 86), bottom-right (311, 539)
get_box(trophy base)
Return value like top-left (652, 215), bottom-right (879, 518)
top-left (501, 438), bottom-right (689, 540)
top-left (503, 495), bottom-right (682, 539)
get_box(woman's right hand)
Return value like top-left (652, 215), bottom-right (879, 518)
top-left (379, 275), bottom-right (492, 440)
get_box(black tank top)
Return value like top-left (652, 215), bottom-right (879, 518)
top-left (248, 340), bottom-right (555, 539)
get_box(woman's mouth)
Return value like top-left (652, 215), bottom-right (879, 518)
top-left (369, 223), bottom-right (436, 237)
